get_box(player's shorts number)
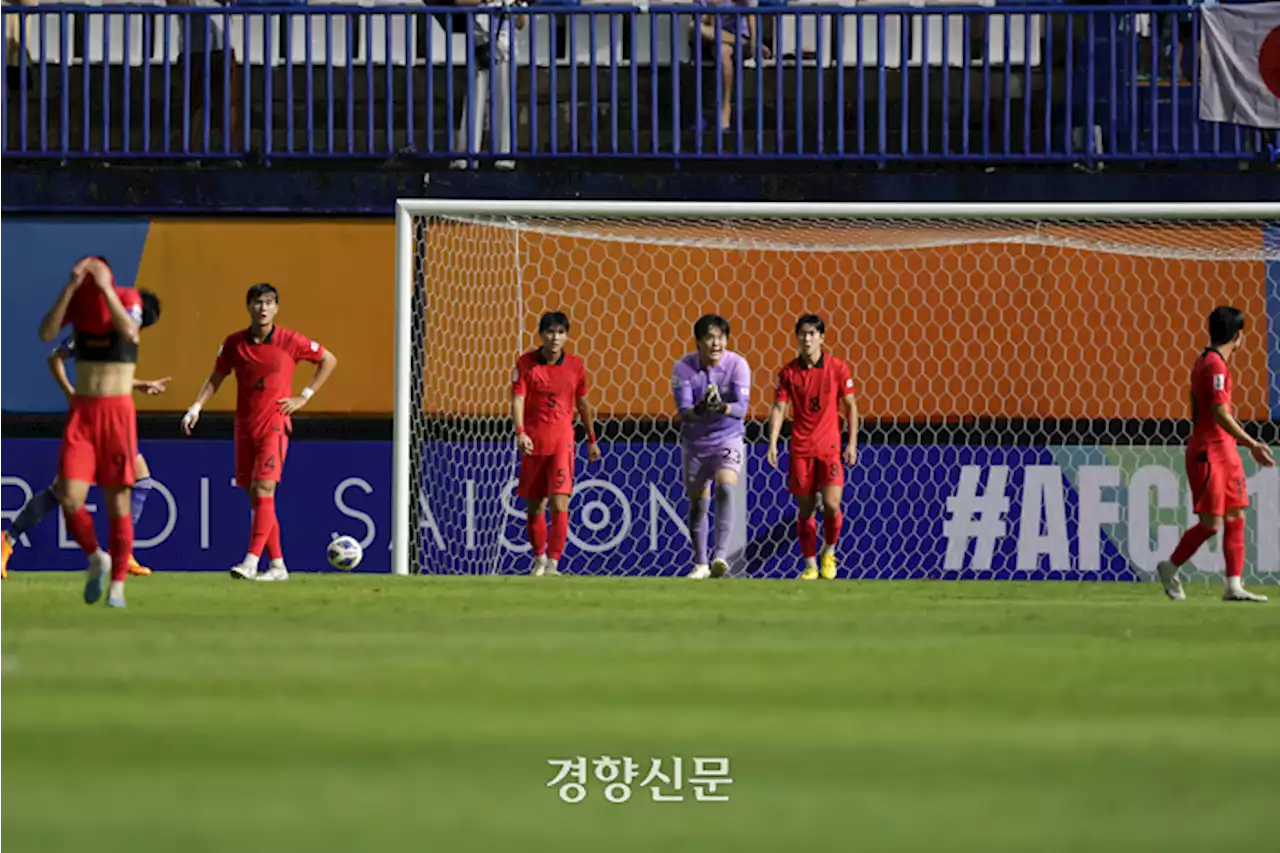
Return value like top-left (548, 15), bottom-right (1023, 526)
top-left (721, 448), bottom-right (742, 465)
top-left (554, 468), bottom-right (567, 488)
top-left (112, 453), bottom-right (127, 478)
top-left (828, 462), bottom-right (840, 478)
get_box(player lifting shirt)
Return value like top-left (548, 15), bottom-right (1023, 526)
top-left (37, 256), bottom-right (161, 608)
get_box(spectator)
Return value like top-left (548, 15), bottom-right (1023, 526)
top-left (431, 0), bottom-right (526, 170)
top-left (694, 0), bottom-right (769, 132)
top-left (4, 0), bottom-right (37, 94)
top-left (166, 0), bottom-right (241, 154)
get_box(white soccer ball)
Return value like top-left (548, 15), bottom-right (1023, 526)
top-left (327, 535), bottom-right (363, 571)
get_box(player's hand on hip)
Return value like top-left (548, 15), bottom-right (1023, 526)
top-left (1251, 443), bottom-right (1276, 467)
top-left (278, 396), bottom-right (308, 415)
top-left (181, 408), bottom-right (200, 435)
top-left (843, 444), bottom-right (858, 467)
top-left (587, 441), bottom-right (602, 463)
top-left (516, 434), bottom-right (535, 455)
top-left (766, 445), bottom-right (779, 469)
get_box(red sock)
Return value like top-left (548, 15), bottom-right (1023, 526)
top-left (1170, 523), bottom-right (1216, 566)
top-left (548, 512), bottom-right (569, 560)
top-left (823, 511), bottom-right (843, 549)
top-left (265, 518), bottom-right (283, 562)
top-left (526, 513), bottom-right (547, 557)
top-left (1223, 517), bottom-right (1245, 579)
top-left (63, 506), bottom-right (99, 555)
top-left (248, 495), bottom-right (276, 558)
top-left (108, 515), bottom-right (133, 583)
top-left (798, 517), bottom-right (818, 559)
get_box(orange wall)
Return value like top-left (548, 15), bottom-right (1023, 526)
top-left (133, 219), bottom-right (394, 414)
top-left (135, 218), bottom-right (1272, 420)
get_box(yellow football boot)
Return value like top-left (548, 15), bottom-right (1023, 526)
top-left (799, 564), bottom-right (819, 581)
top-left (127, 555), bottom-right (152, 576)
top-left (819, 550), bottom-right (838, 580)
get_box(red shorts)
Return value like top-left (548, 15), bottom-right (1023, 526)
top-left (236, 428), bottom-right (289, 488)
top-left (59, 395), bottom-right (137, 489)
top-left (789, 452), bottom-right (844, 496)
top-left (1186, 446), bottom-right (1248, 517)
top-left (518, 448), bottom-right (575, 501)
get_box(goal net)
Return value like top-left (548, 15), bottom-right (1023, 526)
top-left (393, 202), bottom-right (1280, 584)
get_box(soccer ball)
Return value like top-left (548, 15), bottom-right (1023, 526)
top-left (327, 535), bottom-right (363, 571)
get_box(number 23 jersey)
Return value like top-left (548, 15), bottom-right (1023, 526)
top-left (512, 349), bottom-right (588, 455)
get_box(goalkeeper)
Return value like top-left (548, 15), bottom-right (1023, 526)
top-left (671, 315), bottom-right (752, 579)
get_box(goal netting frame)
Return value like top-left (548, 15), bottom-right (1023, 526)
top-left (393, 201), bottom-right (1280, 583)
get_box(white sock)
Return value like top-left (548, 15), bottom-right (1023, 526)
top-left (805, 556), bottom-right (818, 570)
top-left (1227, 575), bottom-right (1244, 593)
top-left (547, 558), bottom-right (559, 570)
top-left (108, 580), bottom-right (125, 599)
top-left (821, 544), bottom-right (835, 558)
top-left (270, 558), bottom-right (286, 570)
top-left (242, 554), bottom-right (260, 571)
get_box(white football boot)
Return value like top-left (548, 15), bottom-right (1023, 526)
top-left (256, 561), bottom-right (289, 582)
top-left (1223, 576), bottom-right (1267, 602)
top-left (1156, 560), bottom-right (1186, 601)
top-left (687, 564), bottom-right (711, 580)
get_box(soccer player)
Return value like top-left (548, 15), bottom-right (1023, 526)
top-left (671, 314), bottom-right (751, 579)
top-left (766, 314), bottom-right (859, 581)
top-left (511, 311), bottom-right (600, 576)
top-left (36, 256), bottom-right (161, 607)
top-left (1156, 306), bottom-right (1275, 602)
top-left (180, 283), bottom-right (337, 582)
top-left (0, 338), bottom-right (169, 580)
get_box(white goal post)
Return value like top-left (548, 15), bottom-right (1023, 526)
top-left (393, 201), bottom-right (1280, 581)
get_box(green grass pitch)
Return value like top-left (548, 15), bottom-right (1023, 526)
top-left (3, 574), bottom-right (1278, 853)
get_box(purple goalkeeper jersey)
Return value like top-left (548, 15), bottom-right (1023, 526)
top-left (671, 350), bottom-right (752, 450)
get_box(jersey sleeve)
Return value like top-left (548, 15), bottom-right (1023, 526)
top-left (119, 287), bottom-right (144, 328)
top-left (672, 360), bottom-right (695, 413)
top-left (511, 357), bottom-right (529, 397)
top-left (288, 330), bottom-right (326, 364)
top-left (1207, 360), bottom-right (1231, 407)
top-left (774, 368), bottom-right (791, 403)
top-left (837, 359), bottom-right (856, 398)
top-left (728, 357), bottom-right (751, 418)
top-left (575, 361), bottom-right (589, 399)
top-left (213, 337), bottom-right (233, 376)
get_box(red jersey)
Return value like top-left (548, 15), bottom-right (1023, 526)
top-left (213, 325), bottom-right (325, 438)
top-left (66, 284), bottom-right (143, 334)
top-left (1188, 348), bottom-right (1235, 453)
top-left (775, 355), bottom-right (855, 456)
top-left (511, 349), bottom-right (588, 455)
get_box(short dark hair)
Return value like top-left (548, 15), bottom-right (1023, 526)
top-left (1208, 306), bottom-right (1245, 347)
top-left (694, 314), bottom-right (730, 340)
top-left (538, 311), bottom-right (570, 334)
top-left (795, 314), bottom-right (825, 336)
top-left (139, 289), bottom-right (161, 328)
top-left (246, 282), bottom-right (279, 305)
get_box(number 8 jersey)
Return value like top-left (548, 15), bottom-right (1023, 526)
top-left (774, 355), bottom-right (855, 457)
top-left (512, 349), bottom-right (589, 455)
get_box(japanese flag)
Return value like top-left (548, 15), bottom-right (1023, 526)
top-left (1199, 2), bottom-right (1280, 128)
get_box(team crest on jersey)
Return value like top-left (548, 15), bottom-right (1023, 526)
top-left (1213, 374), bottom-right (1225, 391)
top-left (310, 341), bottom-right (320, 352)
top-left (845, 378), bottom-right (854, 388)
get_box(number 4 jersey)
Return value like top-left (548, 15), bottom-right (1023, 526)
top-left (214, 325), bottom-right (326, 439)
top-left (512, 349), bottom-right (589, 455)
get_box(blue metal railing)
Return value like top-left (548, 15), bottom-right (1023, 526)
top-left (2, 2), bottom-right (1275, 164)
